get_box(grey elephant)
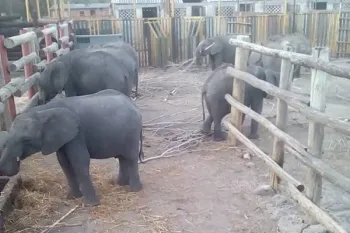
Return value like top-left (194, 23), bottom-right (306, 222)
top-left (201, 64), bottom-right (269, 141)
top-left (89, 42), bottom-right (139, 96)
top-left (195, 35), bottom-right (237, 70)
top-left (0, 89), bottom-right (143, 206)
top-left (37, 47), bottom-right (133, 105)
top-left (248, 33), bottom-right (312, 78)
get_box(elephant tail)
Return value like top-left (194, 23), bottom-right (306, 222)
top-left (139, 128), bottom-right (145, 164)
top-left (201, 91), bottom-right (206, 122)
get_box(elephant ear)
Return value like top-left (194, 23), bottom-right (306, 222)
top-left (39, 61), bottom-right (68, 93)
top-left (0, 131), bottom-right (9, 149)
top-left (248, 51), bottom-right (262, 65)
top-left (37, 108), bottom-right (80, 155)
top-left (209, 41), bottom-right (222, 55)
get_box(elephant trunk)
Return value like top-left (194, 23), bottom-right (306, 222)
top-left (0, 146), bottom-right (21, 177)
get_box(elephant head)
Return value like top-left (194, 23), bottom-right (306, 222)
top-left (38, 60), bottom-right (68, 105)
top-left (195, 38), bottom-right (223, 58)
top-left (248, 41), bottom-right (263, 67)
top-left (0, 108), bottom-right (80, 176)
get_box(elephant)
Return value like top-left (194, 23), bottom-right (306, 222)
top-left (195, 35), bottom-right (237, 70)
top-left (0, 89), bottom-right (144, 207)
top-left (37, 47), bottom-right (133, 105)
top-left (87, 42), bottom-right (139, 96)
top-left (201, 64), bottom-right (270, 141)
top-left (248, 33), bottom-right (312, 79)
top-left (101, 41), bottom-right (139, 97)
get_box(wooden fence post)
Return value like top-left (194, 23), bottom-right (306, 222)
top-left (305, 47), bottom-right (329, 207)
top-left (20, 29), bottom-right (35, 99)
top-left (270, 42), bottom-right (295, 190)
top-left (229, 35), bottom-right (250, 146)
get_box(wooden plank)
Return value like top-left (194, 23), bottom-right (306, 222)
top-left (270, 42), bottom-right (295, 190)
top-left (230, 35), bottom-right (250, 146)
top-left (306, 48), bottom-right (329, 208)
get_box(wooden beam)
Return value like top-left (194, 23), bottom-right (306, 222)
top-left (225, 94), bottom-right (350, 194)
top-left (9, 52), bottom-right (39, 72)
top-left (228, 39), bottom-right (350, 80)
top-left (286, 183), bottom-right (347, 233)
top-left (270, 42), bottom-right (296, 190)
top-left (13, 73), bottom-right (40, 97)
top-left (3, 31), bottom-right (37, 49)
top-left (225, 66), bottom-right (350, 136)
top-left (223, 119), bottom-right (304, 191)
top-left (0, 78), bottom-right (25, 102)
top-left (230, 35), bottom-right (250, 146)
top-left (306, 48), bottom-right (329, 208)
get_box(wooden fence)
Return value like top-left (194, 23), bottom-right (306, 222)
top-left (223, 35), bottom-right (350, 233)
top-left (70, 12), bottom-right (346, 68)
top-left (0, 21), bottom-right (73, 131)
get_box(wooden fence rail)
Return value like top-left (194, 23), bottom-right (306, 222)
top-left (224, 35), bottom-right (350, 233)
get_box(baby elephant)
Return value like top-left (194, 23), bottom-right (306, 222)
top-left (0, 89), bottom-right (143, 207)
top-left (201, 64), bottom-right (268, 141)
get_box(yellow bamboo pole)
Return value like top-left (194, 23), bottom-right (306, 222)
top-left (54, 0), bottom-right (58, 18)
top-left (68, 0), bottom-right (71, 17)
top-left (36, 0), bottom-right (41, 18)
top-left (25, 0), bottom-right (30, 21)
top-left (283, 0), bottom-right (287, 34)
top-left (133, 0), bottom-right (136, 19)
top-left (47, 0), bottom-right (51, 18)
top-left (218, 0), bottom-right (221, 34)
top-left (60, 0), bottom-right (64, 18)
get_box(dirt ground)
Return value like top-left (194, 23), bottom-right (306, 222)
top-left (4, 62), bottom-right (350, 233)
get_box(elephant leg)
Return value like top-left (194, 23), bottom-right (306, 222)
top-left (293, 65), bottom-right (301, 79)
top-left (117, 157), bottom-right (130, 186)
top-left (209, 56), bottom-right (216, 70)
top-left (64, 141), bottom-right (100, 206)
top-left (135, 71), bottom-right (139, 96)
top-left (127, 149), bottom-right (143, 192)
top-left (213, 118), bottom-right (227, 141)
top-left (248, 94), bottom-right (263, 139)
top-left (56, 151), bottom-right (83, 199)
top-left (202, 115), bottom-right (213, 135)
top-left (212, 54), bottom-right (223, 70)
top-left (212, 103), bottom-right (229, 142)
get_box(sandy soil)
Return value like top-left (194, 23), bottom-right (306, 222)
top-left (4, 62), bottom-right (350, 233)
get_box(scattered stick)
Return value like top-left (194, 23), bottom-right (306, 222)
top-left (18, 223), bottom-right (82, 233)
top-left (40, 205), bottom-right (79, 233)
top-left (141, 136), bottom-right (203, 163)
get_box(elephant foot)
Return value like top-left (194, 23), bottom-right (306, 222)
top-left (128, 182), bottom-right (143, 192)
top-left (83, 198), bottom-right (100, 207)
top-left (66, 190), bottom-right (83, 200)
top-left (116, 176), bottom-right (130, 186)
top-left (247, 133), bottom-right (259, 140)
top-left (201, 124), bottom-right (212, 135)
top-left (213, 131), bottom-right (227, 142)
